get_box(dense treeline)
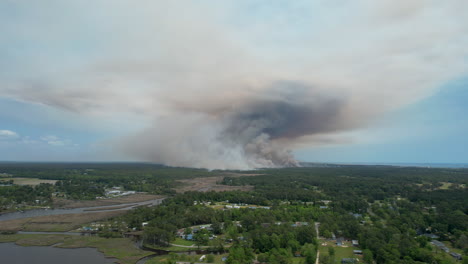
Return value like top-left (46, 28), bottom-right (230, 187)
top-left (122, 192), bottom-right (321, 263)
top-left (1, 163), bottom-right (467, 263)
top-left (0, 162), bottom-right (220, 204)
top-left (220, 166), bottom-right (468, 263)
top-left (0, 183), bottom-right (54, 209)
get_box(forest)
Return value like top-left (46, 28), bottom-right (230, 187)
top-left (0, 163), bottom-right (467, 263)
top-left (117, 166), bottom-right (467, 264)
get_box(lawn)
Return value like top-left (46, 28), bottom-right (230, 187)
top-left (173, 237), bottom-right (196, 246)
top-left (318, 240), bottom-right (359, 264)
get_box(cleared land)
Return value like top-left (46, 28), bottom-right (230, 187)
top-left (318, 240), bottom-right (361, 264)
top-left (2, 177), bottom-right (57, 185)
top-left (0, 210), bottom-right (127, 232)
top-left (175, 173), bottom-right (263, 193)
top-left (53, 193), bottom-right (162, 209)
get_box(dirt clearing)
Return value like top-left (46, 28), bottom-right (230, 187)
top-left (2, 177), bottom-right (57, 186)
top-left (176, 173), bottom-right (263, 193)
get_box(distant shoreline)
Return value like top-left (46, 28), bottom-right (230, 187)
top-left (299, 162), bottom-right (468, 168)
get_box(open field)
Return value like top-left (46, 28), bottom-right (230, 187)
top-left (173, 237), bottom-right (196, 246)
top-left (0, 210), bottom-right (127, 232)
top-left (2, 177), bottom-right (57, 185)
top-left (53, 193), bottom-right (162, 209)
top-left (0, 234), bottom-right (152, 264)
top-left (175, 173), bottom-right (263, 193)
top-left (318, 240), bottom-right (360, 263)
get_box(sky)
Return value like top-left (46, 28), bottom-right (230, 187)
top-left (0, 0), bottom-right (467, 168)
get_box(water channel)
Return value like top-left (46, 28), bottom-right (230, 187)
top-left (0, 198), bottom-right (167, 263)
top-left (0, 198), bottom-right (165, 221)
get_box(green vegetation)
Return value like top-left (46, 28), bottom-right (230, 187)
top-left (1, 163), bottom-right (467, 264)
top-left (0, 162), bottom-right (219, 212)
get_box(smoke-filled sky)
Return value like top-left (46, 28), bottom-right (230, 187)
top-left (1, 0), bottom-right (468, 169)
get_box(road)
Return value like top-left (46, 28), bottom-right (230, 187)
top-left (315, 222), bottom-right (320, 264)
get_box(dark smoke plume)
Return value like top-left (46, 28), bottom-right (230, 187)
top-left (122, 81), bottom-right (350, 169)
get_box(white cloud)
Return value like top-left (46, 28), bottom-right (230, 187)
top-left (0, 130), bottom-right (20, 141)
top-left (40, 135), bottom-right (72, 147)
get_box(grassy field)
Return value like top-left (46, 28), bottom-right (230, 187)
top-left (0, 234), bottom-right (153, 264)
top-left (173, 237), bottom-right (196, 246)
top-left (2, 177), bottom-right (57, 186)
top-left (438, 182), bottom-right (453, 190)
top-left (318, 240), bottom-right (360, 264)
top-left (0, 210), bottom-right (127, 232)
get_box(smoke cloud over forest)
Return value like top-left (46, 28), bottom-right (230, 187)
top-left (1, 1), bottom-right (467, 169)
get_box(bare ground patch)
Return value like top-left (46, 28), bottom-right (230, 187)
top-left (176, 173), bottom-right (262, 193)
top-left (2, 177), bottom-right (57, 186)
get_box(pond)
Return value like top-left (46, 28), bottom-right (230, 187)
top-left (0, 243), bottom-right (118, 264)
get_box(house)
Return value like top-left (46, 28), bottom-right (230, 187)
top-left (423, 233), bottom-right (439, 239)
top-left (353, 250), bottom-right (363, 255)
top-left (184, 234), bottom-right (193, 240)
top-left (336, 237), bottom-right (344, 246)
top-left (341, 258), bottom-right (357, 263)
top-left (176, 228), bottom-right (185, 237)
top-left (352, 240), bottom-right (359, 247)
top-left (450, 252), bottom-right (462, 260)
top-left (352, 213), bottom-right (362, 218)
top-left (431, 240), bottom-right (449, 253)
top-left (124, 231), bottom-right (143, 240)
